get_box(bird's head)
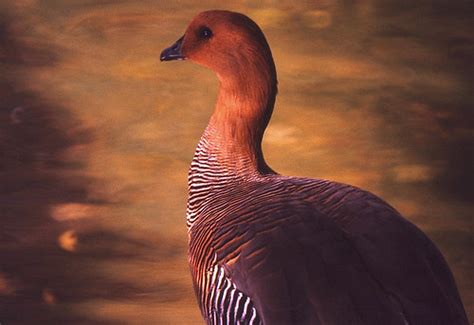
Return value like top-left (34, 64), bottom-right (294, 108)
top-left (160, 10), bottom-right (276, 84)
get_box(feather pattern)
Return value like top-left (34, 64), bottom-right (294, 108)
top-left (160, 10), bottom-right (469, 325)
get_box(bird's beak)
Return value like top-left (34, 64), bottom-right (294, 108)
top-left (160, 36), bottom-right (186, 61)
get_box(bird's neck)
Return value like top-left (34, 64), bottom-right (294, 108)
top-left (186, 72), bottom-right (276, 228)
top-left (186, 51), bottom-right (277, 228)
top-left (201, 67), bottom-right (277, 177)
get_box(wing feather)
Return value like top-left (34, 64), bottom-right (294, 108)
top-left (209, 180), bottom-right (468, 325)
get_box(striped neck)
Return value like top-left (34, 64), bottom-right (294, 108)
top-left (187, 66), bottom-right (278, 228)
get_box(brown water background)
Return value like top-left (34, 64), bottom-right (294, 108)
top-left (0, 0), bottom-right (472, 323)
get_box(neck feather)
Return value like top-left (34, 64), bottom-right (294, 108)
top-left (204, 58), bottom-right (277, 176)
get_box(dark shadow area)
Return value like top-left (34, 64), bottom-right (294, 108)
top-left (372, 0), bottom-right (473, 202)
top-left (332, 0), bottom-right (474, 203)
top-left (0, 10), bottom-right (182, 324)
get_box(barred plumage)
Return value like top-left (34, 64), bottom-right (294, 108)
top-left (161, 10), bottom-right (468, 325)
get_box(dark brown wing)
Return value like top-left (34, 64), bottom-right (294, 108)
top-left (212, 180), bottom-right (468, 325)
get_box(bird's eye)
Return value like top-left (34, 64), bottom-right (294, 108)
top-left (200, 27), bottom-right (213, 39)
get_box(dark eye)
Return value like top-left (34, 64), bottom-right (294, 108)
top-left (199, 27), bottom-right (213, 39)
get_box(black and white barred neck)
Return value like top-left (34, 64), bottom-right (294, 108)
top-left (186, 125), bottom-right (267, 230)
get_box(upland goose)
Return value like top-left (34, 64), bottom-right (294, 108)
top-left (160, 10), bottom-right (468, 325)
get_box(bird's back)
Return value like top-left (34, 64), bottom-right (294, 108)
top-left (188, 175), bottom-right (468, 325)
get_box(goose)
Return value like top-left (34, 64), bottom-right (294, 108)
top-left (160, 10), bottom-right (468, 325)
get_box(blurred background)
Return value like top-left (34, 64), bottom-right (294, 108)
top-left (0, 0), bottom-right (472, 323)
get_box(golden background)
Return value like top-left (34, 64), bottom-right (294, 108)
top-left (0, 0), bottom-right (472, 323)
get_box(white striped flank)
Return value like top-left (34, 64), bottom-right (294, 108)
top-left (204, 265), bottom-right (261, 325)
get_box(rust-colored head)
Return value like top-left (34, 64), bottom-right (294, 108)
top-left (161, 11), bottom-right (277, 174)
top-left (161, 10), bottom-right (276, 83)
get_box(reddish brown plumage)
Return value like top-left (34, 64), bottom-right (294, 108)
top-left (161, 10), bottom-right (469, 325)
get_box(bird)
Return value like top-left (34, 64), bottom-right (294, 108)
top-left (160, 10), bottom-right (468, 325)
